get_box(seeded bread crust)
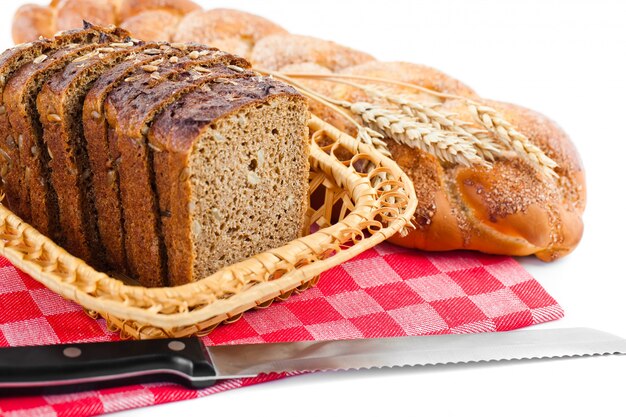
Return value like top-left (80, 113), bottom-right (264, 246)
top-left (0, 39), bottom-right (55, 221)
top-left (0, 25), bottom-right (119, 219)
top-left (82, 43), bottom-right (183, 274)
top-left (149, 76), bottom-right (308, 285)
top-left (3, 42), bottom-right (121, 243)
top-left (37, 41), bottom-right (152, 268)
top-left (105, 52), bottom-right (249, 286)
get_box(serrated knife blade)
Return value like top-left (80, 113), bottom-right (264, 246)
top-left (208, 327), bottom-right (626, 378)
top-left (0, 327), bottom-right (624, 395)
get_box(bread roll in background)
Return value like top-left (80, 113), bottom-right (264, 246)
top-left (12, 4), bottom-right (55, 44)
top-left (117, 0), bottom-right (200, 21)
top-left (56, 0), bottom-right (118, 31)
top-left (120, 9), bottom-right (181, 42)
top-left (250, 34), bottom-right (376, 71)
top-left (173, 9), bottom-right (288, 59)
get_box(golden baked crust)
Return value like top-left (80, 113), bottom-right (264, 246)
top-left (12, 4), bottom-right (55, 44)
top-left (295, 61), bottom-right (476, 135)
top-left (120, 9), bottom-right (181, 42)
top-left (387, 97), bottom-right (585, 260)
top-left (251, 34), bottom-right (375, 72)
top-left (173, 9), bottom-right (287, 58)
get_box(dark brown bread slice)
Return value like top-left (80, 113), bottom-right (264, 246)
top-left (82, 43), bottom-right (218, 275)
top-left (0, 40), bottom-right (54, 220)
top-left (82, 43), bottom-right (172, 275)
top-left (3, 44), bottom-right (100, 240)
top-left (149, 76), bottom-right (309, 285)
top-left (0, 24), bottom-right (127, 220)
top-left (36, 41), bottom-right (153, 268)
top-left (105, 54), bottom-right (250, 287)
top-left (2, 33), bottom-right (126, 242)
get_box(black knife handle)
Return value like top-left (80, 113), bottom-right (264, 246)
top-left (0, 338), bottom-right (217, 395)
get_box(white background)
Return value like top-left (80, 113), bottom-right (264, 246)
top-left (2, 0), bottom-right (626, 415)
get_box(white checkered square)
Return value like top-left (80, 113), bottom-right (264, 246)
top-left (327, 290), bottom-right (384, 318)
top-left (43, 391), bottom-right (99, 404)
top-left (406, 273), bottom-right (466, 301)
top-left (306, 319), bottom-right (363, 340)
top-left (531, 305), bottom-right (564, 324)
top-left (427, 253), bottom-right (483, 272)
top-left (244, 304), bottom-right (302, 334)
top-left (470, 288), bottom-right (528, 318)
top-left (388, 304), bottom-right (448, 335)
top-left (342, 257), bottom-right (402, 288)
top-left (100, 388), bottom-right (154, 414)
top-left (4, 405), bottom-right (57, 417)
top-left (30, 289), bottom-right (83, 316)
top-left (485, 259), bottom-right (534, 286)
top-left (0, 266), bottom-right (27, 294)
top-left (450, 320), bottom-right (496, 334)
top-left (372, 242), bottom-right (407, 256)
top-left (281, 286), bottom-right (323, 304)
top-left (0, 317), bottom-right (60, 346)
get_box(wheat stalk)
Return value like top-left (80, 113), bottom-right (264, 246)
top-left (282, 72), bottom-right (559, 178)
top-left (339, 81), bottom-right (504, 161)
top-left (355, 127), bottom-right (391, 158)
top-left (467, 102), bottom-right (558, 178)
top-left (345, 101), bottom-right (484, 167)
top-left (375, 92), bottom-right (503, 162)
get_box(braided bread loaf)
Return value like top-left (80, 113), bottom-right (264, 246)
top-left (278, 60), bottom-right (584, 261)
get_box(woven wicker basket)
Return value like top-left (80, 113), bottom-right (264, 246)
top-left (0, 116), bottom-right (417, 339)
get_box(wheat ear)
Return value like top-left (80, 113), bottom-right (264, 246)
top-left (360, 84), bottom-right (503, 161)
top-left (346, 101), bottom-right (484, 167)
top-left (467, 103), bottom-right (558, 178)
top-left (283, 72), bottom-right (559, 178)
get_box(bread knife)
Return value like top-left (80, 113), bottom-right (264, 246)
top-left (1, 327), bottom-right (624, 395)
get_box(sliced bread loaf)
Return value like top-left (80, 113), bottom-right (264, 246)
top-left (82, 44), bottom-right (226, 275)
top-left (2, 29), bottom-right (127, 241)
top-left (0, 24), bottom-right (125, 220)
top-left (82, 44), bottom-right (185, 275)
top-left (149, 76), bottom-right (309, 285)
top-left (104, 53), bottom-right (249, 286)
top-left (0, 39), bottom-right (54, 220)
top-left (36, 40), bottom-right (152, 268)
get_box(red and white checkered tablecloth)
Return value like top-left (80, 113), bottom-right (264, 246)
top-left (0, 242), bottom-right (563, 416)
